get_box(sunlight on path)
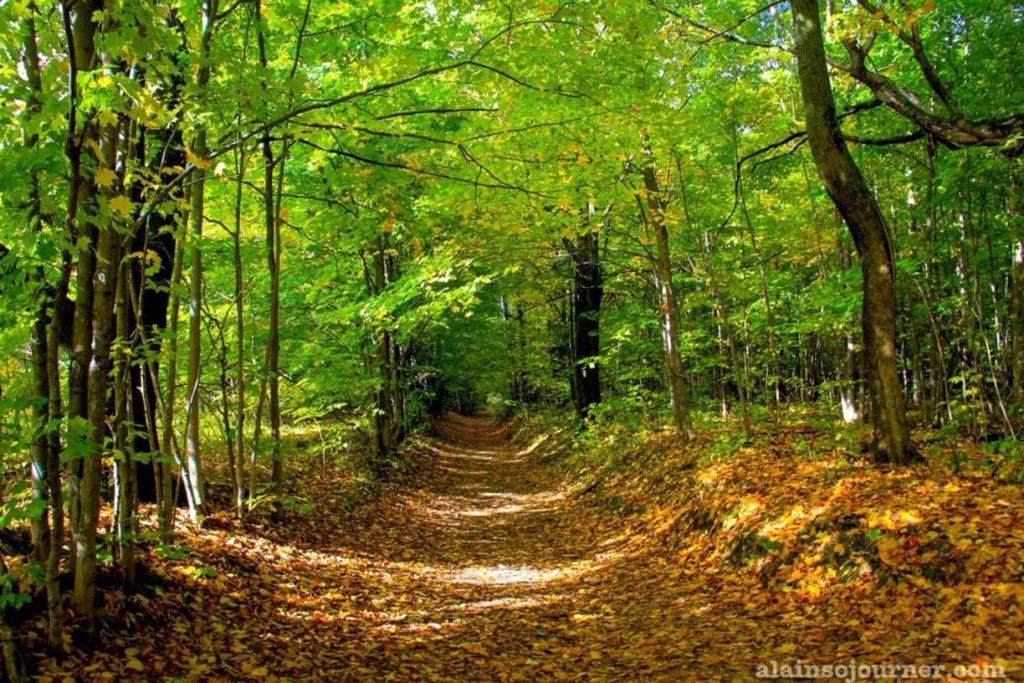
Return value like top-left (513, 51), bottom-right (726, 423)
top-left (160, 414), bottom-right (770, 681)
top-left (40, 413), bottom-right (1024, 682)
top-left (253, 413), bottom-right (668, 681)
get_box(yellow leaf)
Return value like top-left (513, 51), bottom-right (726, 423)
top-left (186, 149), bottom-right (211, 170)
top-left (84, 138), bottom-right (102, 160)
top-left (94, 168), bottom-right (117, 189)
top-left (109, 195), bottom-right (132, 218)
top-left (126, 658), bottom-right (145, 672)
top-left (98, 110), bottom-right (119, 128)
top-left (877, 536), bottom-right (904, 566)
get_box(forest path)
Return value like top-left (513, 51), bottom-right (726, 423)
top-left (44, 412), bottom-right (1024, 681)
top-left (223, 413), bottom-right (729, 681)
top-left (82, 413), bottom-right (808, 683)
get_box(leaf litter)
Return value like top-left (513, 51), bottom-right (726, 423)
top-left (28, 414), bottom-right (1024, 681)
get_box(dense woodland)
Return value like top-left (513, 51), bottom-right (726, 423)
top-left (0, 0), bottom-right (1022, 680)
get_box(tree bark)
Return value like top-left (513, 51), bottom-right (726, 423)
top-left (44, 259), bottom-right (69, 650)
top-left (641, 162), bottom-right (693, 438)
top-left (113, 263), bottom-right (136, 587)
top-left (22, 4), bottom-right (51, 570)
top-left (183, 142), bottom-right (207, 521)
top-left (791, 0), bottom-right (917, 463)
top-left (1009, 165), bottom-right (1024, 403)
top-left (232, 146), bottom-right (247, 517)
top-left (160, 214), bottom-right (187, 532)
top-left (182, 0), bottom-right (220, 521)
top-left (76, 119), bottom-right (121, 626)
top-left (565, 229), bottom-right (603, 418)
top-left (65, 0), bottom-right (103, 579)
top-left (61, 0), bottom-right (117, 628)
top-left (129, 115), bottom-right (185, 504)
top-left (256, 0), bottom-right (285, 516)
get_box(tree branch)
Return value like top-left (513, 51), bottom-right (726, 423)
top-left (292, 139), bottom-right (547, 196)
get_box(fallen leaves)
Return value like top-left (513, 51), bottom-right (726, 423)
top-left (20, 414), bottom-right (1024, 681)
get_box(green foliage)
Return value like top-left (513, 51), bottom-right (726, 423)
top-left (704, 430), bottom-right (750, 465)
top-left (0, 571), bottom-right (30, 611)
top-left (984, 437), bottom-right (1024, 484)
top-left (0, 481), bottom-right (47, 530)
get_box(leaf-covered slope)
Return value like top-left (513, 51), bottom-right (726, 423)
top-left (26, 414), bottom-right (1023, 681)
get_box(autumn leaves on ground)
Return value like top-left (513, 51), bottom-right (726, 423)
top-left (24, 413), bottom-right (1021, 682)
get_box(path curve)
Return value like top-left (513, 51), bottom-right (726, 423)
top-left (249, 413), bottom-right (703, 681)
top-left (120, 414), bottom-right (744, 682)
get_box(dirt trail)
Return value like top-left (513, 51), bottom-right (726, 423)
top-left (230, 413), bottom-right (712, 681)
top-left (38, 413), bottom-right (1024, 681)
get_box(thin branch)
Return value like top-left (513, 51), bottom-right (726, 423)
top-left (845, 131), bottom-right (926, 146)
top-left (694, 0), bottom-right (786, 45)
top-left (652, 0), bottom-right (790, 53)
top-left (855, 0), bottom-right (958, 116)
top-left (375, 106), bottom-right (498, 120)
top-left (292, 139), bottom-right (548, 196)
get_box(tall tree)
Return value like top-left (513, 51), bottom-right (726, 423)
top-left (639, 156), bottom-right (692, 438)
top-left (565, 224), bottom-right (603, 419)
top-left (790, 0), bottom-right (916, 463)
top-left (183, 0), bottom-right (221, 520)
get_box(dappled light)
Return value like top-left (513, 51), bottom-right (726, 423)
top-left (22, 412), bottom-right (1024, 681)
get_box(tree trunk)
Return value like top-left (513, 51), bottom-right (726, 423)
top-left (840, 333), bottom-right (861, 422)
top-left (182, 0), bottom-right (219, 521)
top-left (835, 231), bottom-right (862, 423)
top-left (256, 0), bottom-right (285, 517)
top-left (641, 162), bottom-right (693, 438)
top-left (76, 128), bottom-right (121, 626)
top-left (368, 237), bottom-right (397, 463)
top-left (44, 261), bottom-right (69, 650)
top-left (160, 216), bottom-right (187, 532)
top-left (29, 293), bottom-right (51, 561)
top-left (1009, 165), bottom-right (1024, 404)
top-left (63, 0), bottom-right (115, 628)
top-left (791, 0), bottom-right (916, 463)
top-left (232, 146), bottom-right (247, 518)
top-left (183, 141), bottom-right (207, 521)
top-left (22, 5), bottom-right (51, 571)
top-left (129, 121), bottom-right (185, 504)
top-left (113, 266), bottom-right (136, 587)
top-left (565, 229), bottom-right (602, 418)
top-left (66, 0), bottom-right (103, 579)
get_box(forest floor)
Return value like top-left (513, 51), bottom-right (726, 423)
top-left (28, 413), bottom-right (1024, 682)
